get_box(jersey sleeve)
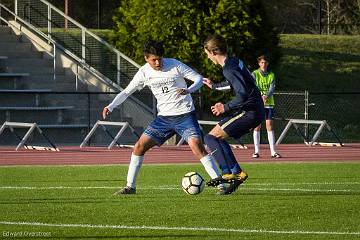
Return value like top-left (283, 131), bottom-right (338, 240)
top-left (107, 69), bottom-right (146, 112)
top-left (176, 60), bottom-right (203, 93)
top-left (213, 81), bottom-right (231, 91)
top-left (223, 69), bottom-right (248, 112)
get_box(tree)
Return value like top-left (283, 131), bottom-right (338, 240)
top-left (322, 0), bottom-right (360, 34)
top-left (262, 0), bottom-right (360, 34)
top-left (111, 0), bottom-right (279, 111)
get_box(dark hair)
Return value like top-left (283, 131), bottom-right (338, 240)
top-left (203, 34), bottom-right (227, 55)
top-left (143, 40), bottom-right (165, 57)
top-left (257, 54), bottom-right (269, 62)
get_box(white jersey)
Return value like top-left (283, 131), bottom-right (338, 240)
top-left (107, 58), bottom-right (203, 116)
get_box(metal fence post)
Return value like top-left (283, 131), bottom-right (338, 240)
top-left (53, 42), bottom-right (56, 81)
top-left (117, 52), bottom-right (120, 86)
top-left (82, 27), bottom-right (86, 60)
top-left (47, 4), bottom-right (51, 39)
top-left (304, 90), bottom-right (309, 141)
top-left (87, 92), bottom-right (91, 146)
top-left (15, 0), bottom-right (18, 15)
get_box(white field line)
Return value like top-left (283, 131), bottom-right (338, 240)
top-left (250, 182), bottom-right (360, 185)
top-left (0, 221), bottom-right (359, 236)
top-left (0, 185), bottom-right (359, 193)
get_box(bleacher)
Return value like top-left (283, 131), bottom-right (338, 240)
top-left (0, 1), bottom-right (152, 147)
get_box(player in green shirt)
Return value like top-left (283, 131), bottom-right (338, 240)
top-left (252, 55), bottom-right (281, 158)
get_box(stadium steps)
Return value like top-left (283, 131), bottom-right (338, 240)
top-left (0, 26), bottom-right (90, 145)
top-left (0, 105), bottom-right (75, 125)
top-left (0, 24), bottom-right (140, 146)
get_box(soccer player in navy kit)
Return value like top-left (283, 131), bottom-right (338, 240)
top-left (202, 34), bottom-right (265, 194)
top-left (102, 40), bottom-right (221, 194)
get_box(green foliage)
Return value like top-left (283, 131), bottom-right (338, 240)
top-left (111, 0), bottom-right (279, 109)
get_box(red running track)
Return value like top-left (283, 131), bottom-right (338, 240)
top-left (0, 144), bottom-right (359, 166)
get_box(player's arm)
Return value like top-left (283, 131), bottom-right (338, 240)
top-left (222, 69), bottom-right (248, 112)
top-left (102, 71), bottom-right (145, 119)
top-left (213, 81), bottom-right (231, 91)
top-left (176, 60), bottom-right (203, 95)
top-left (266, 77), bottom-right (276, 98)
top-left (203, 78), bottom-right (231, 91)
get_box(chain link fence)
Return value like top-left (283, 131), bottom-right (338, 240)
top-left (0, 91), bottom-right (359, 146)
top-left (197, 91), bottom-right (360, 145)
top-left (308, 92), bottom-right (360, 143)
top-left (256, 91), bottom-right (359, 144)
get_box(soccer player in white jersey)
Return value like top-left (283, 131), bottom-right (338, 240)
top-left (102, 40), bottom-right (222, 194)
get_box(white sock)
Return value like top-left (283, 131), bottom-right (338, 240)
top-left (126, 153), bottom-right (144, 188)
top-left (253, 130), bottom-right (260, 154)
top-left (267, 130), bottom-right (276, 155)
top-left (200, 155), bottom-right (221, 179)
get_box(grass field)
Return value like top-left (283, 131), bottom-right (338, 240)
top-left (277, 34), bottom-right (360, 91)
top-left (0, 162), bottom-right (359, 240)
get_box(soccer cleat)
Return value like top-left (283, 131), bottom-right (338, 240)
top-left (216, 184), bottom-right (227, 195)
top-left (252, 153), bottom-right (260, 158)
top-left (113, 186), bottom-right (136, 195)
top-left (271, 152), bottom-right (282, 158)
top-left (222, 173), bottom-right (238, 181)
top-left (237, 171), bottom-right (248, 182)
top-left (224, 171), bottom-right (248, 194)
top-left (206, 174), bottom-right (237, 187)
top-left (224, 180), bottom-right (241, 194)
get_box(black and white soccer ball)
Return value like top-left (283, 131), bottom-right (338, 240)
top-left (181, 172), bottom-right (205, 195)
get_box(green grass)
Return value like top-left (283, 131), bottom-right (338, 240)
top-left (277, 34), bottom-right (360, 91)
top-left (0, 163), bottom-right (359, 239)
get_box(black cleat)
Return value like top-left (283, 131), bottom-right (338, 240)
top-left (206, 174), bottom-right (238, 187)
top-left (224, 180), bottom-right (242, 194)
top-left (113, 186), bottom-right (136, 195)
top-left (271, 152), bottom-right (282, 158)
top-left (224, 171), bottom-right (248, 194)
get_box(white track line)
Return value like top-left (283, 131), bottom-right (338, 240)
top-left (0, 186), bottom-right (358, 193)
top-left (0, 221), bottom-right (359, 236)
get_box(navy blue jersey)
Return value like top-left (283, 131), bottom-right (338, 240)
top-left (213, 56), bottom-right (263, 113)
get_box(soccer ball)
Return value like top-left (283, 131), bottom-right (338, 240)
top-left (181, 172), bottom-right (205, 195)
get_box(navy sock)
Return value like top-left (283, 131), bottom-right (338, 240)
top-left (219, 139), bottom-right (241, 174)
top-left (204, 134), bottom-right (231, 174)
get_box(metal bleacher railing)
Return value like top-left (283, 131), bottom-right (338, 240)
top-left (0, 0), bottom-right (157, 147)
top-left (0, 0), bottom-right (154, 112)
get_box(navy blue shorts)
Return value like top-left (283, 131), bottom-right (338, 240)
top-left (265, 108), bottom-right (275, 120)
top-left (218, 110), bottom-right (264, 139)
top-left (143, 111), bottom-right (202, 146)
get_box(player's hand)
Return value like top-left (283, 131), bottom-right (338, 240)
top-left (176, 88), bottom-right (189, 95)
top-left (211, 103), bottom-right (224, 116)
top-left (102, 107), bottom-right (110, 120)
top-left (262, 95), bottom-right (268, 103)
top-left (203, 78), bottom-right (213, 89)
